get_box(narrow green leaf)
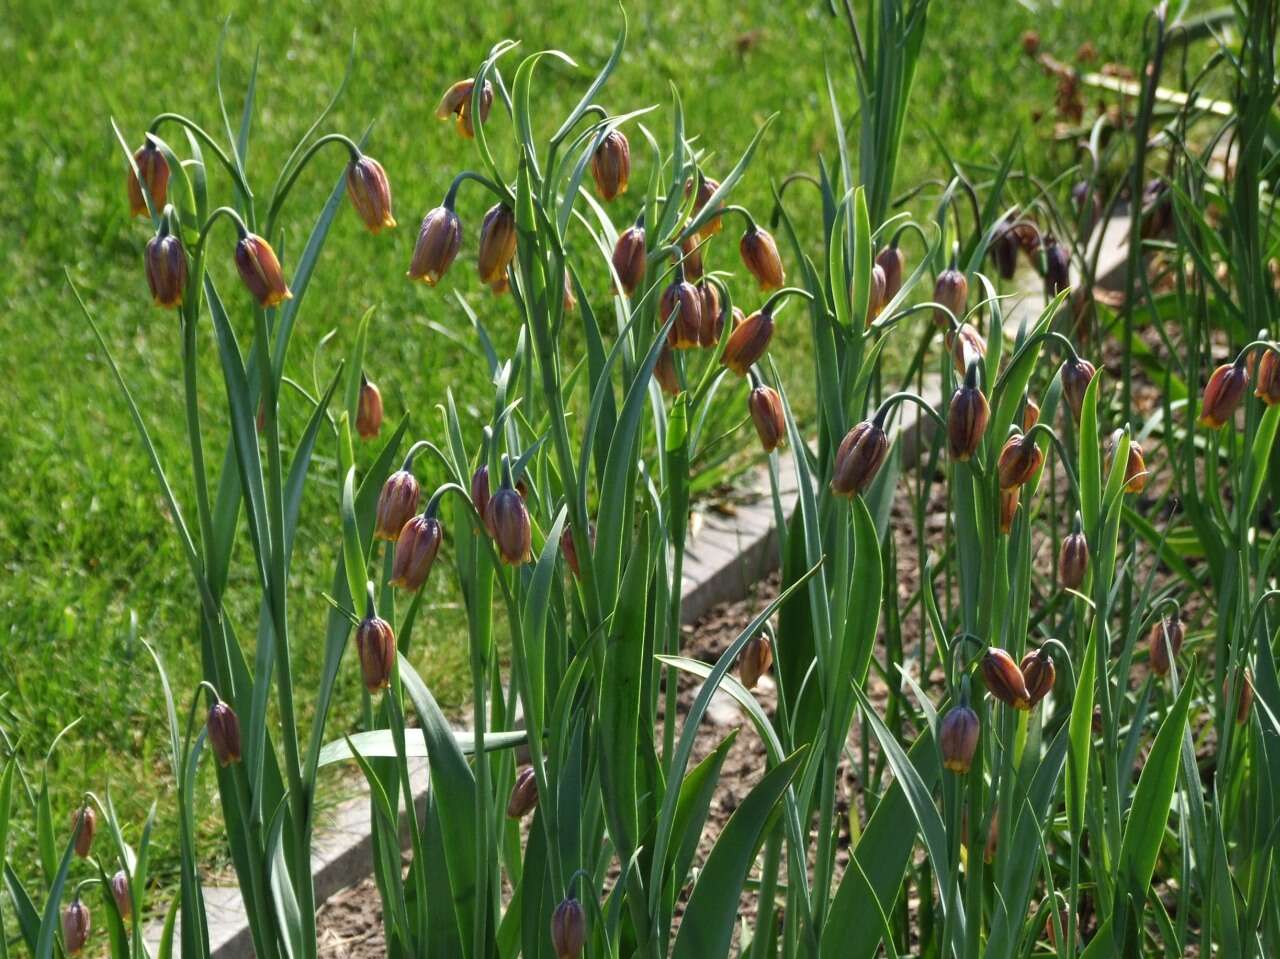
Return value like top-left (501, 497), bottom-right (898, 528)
top-left (671, 748), bottom-right (807, 959)
top-left (1082, 672), bottom-right (1196, 956)
top-left (34, 828), bottom-right (80, 959)
top-left (398, 655), bottom-right (479, 957)
top-left (340, 466), bottom-right (366, 617)
top-left (852, 683), bottom-right (963, 943)
top-left (1247, 403), bottom-right (1280, 516)
top-left (1067, 628), bottom-right (1097, 840)
top-left (318, 728), bottom-right (526, 767)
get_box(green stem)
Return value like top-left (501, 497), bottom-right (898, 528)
top-left (149, 112), bottom-right (255, 222)
top-left (251, 301), bottom-right (315, 957)
top-left (264, 132), bottom-right (361, 238)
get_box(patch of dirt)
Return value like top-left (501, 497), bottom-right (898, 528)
top-left (317, 876), bottom-right (385, 958)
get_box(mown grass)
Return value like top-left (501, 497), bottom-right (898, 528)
top-left (0, 0), bottom-right (1173, 893)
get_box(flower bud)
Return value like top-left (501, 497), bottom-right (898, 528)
top-left (71, 805), bottom-right (96, 858)
top-left (110, 870), bottom-right (131, 921)
top-left (945, 323), bottom-right (987, 376)
top-left (470, 464), bottom-right (525, 522)
top-left (717, 305), bottom-right (746, 344)
top-left (738, 634), bottom-right (774, 690)
top-left (749, 385), bottom-right (786, 453)
top-left (1224, 668), bottom-right (1255, 725)
top-left (939, 704), bottom-right (980, 773)
top-left (696, 281), bottom-right (721, 347)
top-left (345, 154), bottom-right (396, 234)
top-left (661, 278), bottom-right (703, 350)
top-left (1043, 235), bottom-right (1070, 296)
top-left (486, 485), bottom-right (532, 565)
top-left (678, 233), bottom-right (704, 281)
top-left (1020, 647), bottom-right (1055, 706)
top-left (981, 648), bottom-right (1031, 709)
top-left (356, 376), bottom-right (383, 441)
top-left (562, 270), bottom-right (577, 313)
top-left (1148, 614), bottom-right (1184, 676)
top-left (1045, 908), bottom-right (1074, 948)
top-left (478, 204), bottom-right (517, 285)
top-left (984, 811), bottom-right (999, 864)
top-left (356, 613), bottom-right (396, 693)
top-left (1072, 180), bottom-right (1101, 224)
top-left (831, 420), bottom-right (889, 497)
top-left (864, 262), bottom-right (887, 327)
top-left (63, 899), bottom-right (91, 956)
top-left (1060, 356), bottom-right (1096, 422)
top-left (1139, 178), bottom-right (1171, 240)
top-left (407, 206), bottom-right (463, 285)
top-left (207, 701), bottom-right (243, 766)
top-left (145, 230), bottom-right (188, 308)
top-left (391, 514), bottom-right (443, 591)
top-left (876, 245), bottom-right (905, 302)
top-left (685, 175), bottom-right (722, 236)
top-left (933, 268), bottom-right (968, 328)
top-left (1123, 439), bottom-right (1147, 494)
top-left (999, 487), bottom-right (1019, 534)
top-left (551, 897), bottom-right (587, 959)
top-left (436, 78), bottom-right (494, 138)
top-left (560, 523), bottom-right (594, 579)
top-left (1199, 361), bottom-right (1249, 428)
top-left (1058, 532), bottom-right (1088, 589)
top-left (471, 465), bottom-right (492, 519)
top-left (375, 470), bottom-right (421, 541)
top-left (740, 226), bottom-right (785, 290)
top-left (1022, 396), bottom-right (1041, 432)
top-left (127, 137), bottom-right (169, 217)
top-left (1254, 349), bottom-right (1280, 405)
top-left (947, 377), bottom-right (989, 461)
top-left (1105, 430), bottom-right (1147, 494)
top-left (590, 129), bottom-right (631, 201)
top-left (506, 766), bottom-right (539, 818)
top-left (612, 226), bottom-right (647, 297)
top-left (235, 233), bottom-right (292, 308)
top-left (996, 433), bottom-right (1044, 489)
top-left (653, 343), bottom-right (681, 396)
top-left (721, 309), bottom-right (774, 375)
top-left (990, 215), bottom-right (1019, 280)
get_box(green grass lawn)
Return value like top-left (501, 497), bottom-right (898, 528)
top-left (1, 0), bottom-right (1176, 894)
